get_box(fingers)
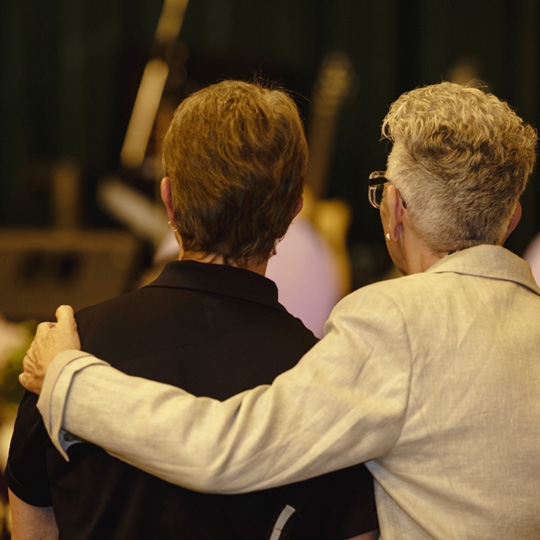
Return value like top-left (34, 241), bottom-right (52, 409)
top-left (19, 371), bottom-right (39, 395)
top-left (36, 321), bottom-right (56, 332)
top-left (18, 304), bottom-right (81, 396)
top-left (19, 350), bottom-right (39, 394)
top-left (18, 372), bottom-right (31, 392)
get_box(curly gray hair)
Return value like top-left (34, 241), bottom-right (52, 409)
top-left (383, 82), bottom-right (537, 252)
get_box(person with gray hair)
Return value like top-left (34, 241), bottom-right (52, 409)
top-left (17, 81), bottom-right (540, 539)
top-left (381, 82), bottom-right (535, 254)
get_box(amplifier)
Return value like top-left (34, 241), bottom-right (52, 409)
top-left (0, 229), bottom-right (141, 321)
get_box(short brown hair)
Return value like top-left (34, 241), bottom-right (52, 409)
top-left (162, 80), bottom-right (307, 265)
top-left (383, 82), bottom-right (537, 251)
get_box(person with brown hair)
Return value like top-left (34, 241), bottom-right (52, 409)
top-left (162, 80), bottom-right (307, 267)
top-left (6, 80), bottom-right (378, 540)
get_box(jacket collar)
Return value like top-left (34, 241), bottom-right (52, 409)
top-left (426, 244), bottom-right (540, 296)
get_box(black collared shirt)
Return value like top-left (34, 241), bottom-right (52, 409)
top-left (7, 261), bottom-right (377, 539)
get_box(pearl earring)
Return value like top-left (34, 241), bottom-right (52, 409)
top-left (168, 221), bottom-right (177, 232)
top-left (386, 233), bottom-right (391, 241)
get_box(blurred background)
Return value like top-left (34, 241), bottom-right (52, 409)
top-left (1, 0), bottom-right (540, 532)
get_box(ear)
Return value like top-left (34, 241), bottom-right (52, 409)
top-left (502, 202), bottom-right (522, 244)
top-left (293, 195), bottom-right (304, 218)
top-left (386, 185), bottom-right (405, 242)
top-left (160, 177), bottom-right (176, 225)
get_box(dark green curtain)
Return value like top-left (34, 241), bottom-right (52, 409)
top-left (0, 0), bottom-right (161, 225)
top-left (1, 0), bottom-right (539, 261)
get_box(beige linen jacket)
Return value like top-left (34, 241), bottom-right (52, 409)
top-left (38, 245), bottom-right (540, 539)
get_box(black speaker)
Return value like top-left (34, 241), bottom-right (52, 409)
top-left (0, 229), bottom-right (141, 321)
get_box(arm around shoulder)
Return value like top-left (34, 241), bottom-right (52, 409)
top-left (35, 287), bottom-right (411, 495)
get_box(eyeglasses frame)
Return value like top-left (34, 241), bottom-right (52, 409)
top-left (368, 171), bottom-right (407, 209)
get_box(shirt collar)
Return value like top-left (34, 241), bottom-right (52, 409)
top-left (144, 260), bottom-right (286, 312)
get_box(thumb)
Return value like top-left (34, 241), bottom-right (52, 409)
top-left (55, 305), bottom-right (76, 329)
top-left (54, 304), bottom-right (81, 350)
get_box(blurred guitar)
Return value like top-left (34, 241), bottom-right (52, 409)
top-left (301, 50), bottom-right (356, 296)
top-left (266, 51), bottom-right (356, 336)
top-left (97, 0), bottom-right (190, 249)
